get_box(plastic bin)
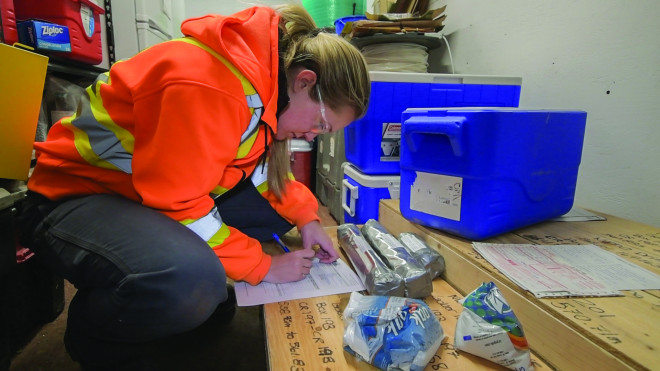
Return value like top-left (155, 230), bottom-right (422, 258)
top-left (0, 0), bottom-right (19, 45)
top-left (290, 139), bottom-right (313, 190)
top-left (342, 163), bottom-right (400, 224)
top-left (14, 0), bottom-right (105, 64)
top-left (302, 0), bottom-right (365, 28)
top-left (334, 15), bottom-right (367, 34)
top-left (344, 71), bottom-right (522, 175)
top-left (399, 108), bottom-right (587, 240)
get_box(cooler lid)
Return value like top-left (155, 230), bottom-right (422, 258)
top-left (369, 71), bottom-right (522, 86)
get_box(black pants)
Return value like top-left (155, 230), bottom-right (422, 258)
top-left (18, 180), bottom-right (293, 368)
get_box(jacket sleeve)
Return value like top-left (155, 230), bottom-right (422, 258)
top-left (206, 222), bottom-right (272, 285)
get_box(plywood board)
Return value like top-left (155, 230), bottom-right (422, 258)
top-left (379, 199), bottom-right (659, 371)
top-left (264, 227), bottom-right (551, 371)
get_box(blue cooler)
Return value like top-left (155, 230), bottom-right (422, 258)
top-left (344, 71), bottom-right (522, 175)
top-left (342, 163), bottom-right (400, 224)
top-left (399, 108), bottom-right (587, 240)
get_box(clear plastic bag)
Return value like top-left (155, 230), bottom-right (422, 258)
top-left (343, 291), bottom-right (444, 371)
top-left (454, 282), bottom-right (533, 371)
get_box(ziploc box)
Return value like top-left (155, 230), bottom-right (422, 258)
top-left (17, 20), bottom-right (71, 52)
top-left (342, 163), bottom-right (400, 224)
top-left (14, 0), bottom-right (104, 64)
top-left (344, 71), bottom-right (522, 175)
top-left (399, 108), bottom-right (587, 240)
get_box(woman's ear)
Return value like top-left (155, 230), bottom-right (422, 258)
top-left (291, 69), bottom-right (318, 93)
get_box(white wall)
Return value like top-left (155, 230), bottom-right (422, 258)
top-left (183, 0), bottom-right (299, 20)
top-left (428, 0), bottom-right (660, 227)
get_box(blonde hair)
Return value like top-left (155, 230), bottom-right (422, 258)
top-left (268, 4), bottom-right (371, 198)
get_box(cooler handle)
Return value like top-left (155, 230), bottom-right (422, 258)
top-left (341, 179), bottom-right (358, 217)
top-left (403, 116), bottom-right (466, 157)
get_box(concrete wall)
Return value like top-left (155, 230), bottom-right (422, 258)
top-left (428, 0), bottom-right (660, 227)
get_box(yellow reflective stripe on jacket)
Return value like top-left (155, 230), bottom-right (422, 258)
top-left (207, 223), bottom-right (232, 249)
top-left (63, 72), bottom-right (135, 173)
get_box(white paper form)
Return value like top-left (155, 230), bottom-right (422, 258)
top-left (473, 243), bottom-right (660, 298)
top-left (235, 258), bottom-right (365, 306)
top-left (551, 207), bottom-right (607, 222)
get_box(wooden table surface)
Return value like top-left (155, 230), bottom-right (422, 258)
top-left (263, 228), bottom-right (551, 371)
top-left (378, 199), bottom-right (660, 371)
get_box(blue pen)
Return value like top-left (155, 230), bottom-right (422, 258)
top-left (272, 233), bottom-right (290, 253)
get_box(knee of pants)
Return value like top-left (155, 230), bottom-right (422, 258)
top-left (115, 254), bottom-right (229, 336)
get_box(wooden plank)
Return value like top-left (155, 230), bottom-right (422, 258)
top-left (263, 227), bottom-right (551, 371)
top-left (514, 210), bottom-right (660, 275)
top-left (379, 199), bottom-right (660, 371)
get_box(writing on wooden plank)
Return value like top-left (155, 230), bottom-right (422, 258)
top-left (520, 232), bottom-right (660, 272)
top-left (378, 199), bottom-right (650, 371)
top-left (265, 278), bottom-right (550, 370)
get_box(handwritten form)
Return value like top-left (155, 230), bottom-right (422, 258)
top-left (235, 258), bottom-right (365, 306)
top-left (473, 243), bottom-right (660, 298)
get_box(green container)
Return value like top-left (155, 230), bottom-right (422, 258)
top-left (302, 0), bottom-right (365, 28)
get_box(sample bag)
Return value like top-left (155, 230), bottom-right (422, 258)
top-left (398, 232), bottom-right (446, 279)
top-left (454, 282), bottom-right (533, 371)
top-left (337, 223), bottom-right (404, 296)
top-left (343, 291), bottom-right (444, 371)
top-left (361, 219), bottom-right (432, 298)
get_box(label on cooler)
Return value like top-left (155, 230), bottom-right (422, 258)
top-left (380, 122), bottom-right (401, 161)
top-left (80, 4), bottom-right (95, 37)
top-left (410, 172), bottom-right (462, 221)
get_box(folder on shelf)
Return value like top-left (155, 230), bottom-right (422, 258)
top-left (0, 43), bottom-right (48, 180)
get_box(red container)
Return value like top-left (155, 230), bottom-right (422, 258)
top-left (290, 139), bottom-right (313, 190)
top-left (0, 0), bottom-right (18, 45)
top-left (14, 0), bottom-right (105, 64)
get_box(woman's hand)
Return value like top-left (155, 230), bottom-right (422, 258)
top-left (300, 220), bottom-right (339, 263)
top-left (263, 248), bottom-right (316, 283)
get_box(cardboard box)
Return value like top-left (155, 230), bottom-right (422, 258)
top-left (17, 20), bottom-right (71, 52)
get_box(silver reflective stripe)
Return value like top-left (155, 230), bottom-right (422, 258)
top-left (241, 93), bottom-right (263, 142)
top-left (251, 161), bottom-right (268, 187)
top-left (186, 206), bottom-right (223, 241)
top-left (72, 74), bottom-right (133, 173)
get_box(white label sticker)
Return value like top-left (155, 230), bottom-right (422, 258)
top-left (380, 122), bottom-right (401, 161)
top-left (355, 237), bottom-right (374, 271)
top-left (400, 234), bottom-right (426, 252)
top-left (80, 5), bottom-right (94, 38)
top-left (409, 172), bottom-right (462, 221)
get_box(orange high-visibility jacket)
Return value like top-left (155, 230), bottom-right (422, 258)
top-left (28, 7), bottom-right (320, 285)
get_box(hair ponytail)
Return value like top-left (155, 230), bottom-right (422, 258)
top-left (267, 4), bottom-right (370, 199)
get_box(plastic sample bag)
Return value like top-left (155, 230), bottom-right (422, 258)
top-left (338, 223), bottom-right (405, 296)
top-left (454, 282), bottom-right (533, 371)
top-left (343, 291), bottom-right (444, 371)
top-left (361, 219), bottom-right (432, 298)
